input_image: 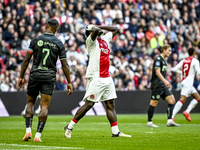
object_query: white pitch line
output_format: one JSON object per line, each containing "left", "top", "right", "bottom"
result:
{"left": 146, "top": 132, "right": 157, "bottom": 133}
{"left": 0, "top": 143, "right": 84, "bottom": 149}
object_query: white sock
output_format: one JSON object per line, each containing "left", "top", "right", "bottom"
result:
{"left": 186, "top": 99, "right": 199, "bottom": 113}
{"left": 26, "top": 127, "right": 31, "bottom": 133}
{"left": 167, "top": 119, "right": 172, "bottom": 122}
{"left": 68, "top": 119, "right": 78, "bottom": 129}
{"left": 35, "top": 132, "right": 41, "bottom": 138}
{"left": 111, "top": 122, "right": 119, "bottom": 134}
{"left": 172, "top": 100, "right": 183, "bottom": 119}
{"left": 111, "top": 125, "right": 119, "bottom": 134}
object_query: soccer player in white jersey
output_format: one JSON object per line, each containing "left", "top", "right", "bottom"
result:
{"left": 172, "top": 48, "right": 200, "bottom": 122}
{"left": 64, "top": 24, "right": 131, "bottom": 138}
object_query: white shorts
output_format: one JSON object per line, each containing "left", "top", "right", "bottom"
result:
{"left": 181, "top": 85, "right": 197, "bottom": 97}
{"left": 83, "top": 76, "right": 117, "bottom": 103}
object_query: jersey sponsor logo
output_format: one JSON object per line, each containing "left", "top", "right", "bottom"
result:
{"left": 101, "top": 48, "right": 109, "bottom": 54}
{"left": 162, "top": 65, "right": 167, "bottom": 71}
{"left": 38, "top": 66, "right": 48, "bottom": 70}
{"left": 37, "top": 40, "right": 43, "bottom": 46}
{"left": 44, "top": 42, "right": 56, "bottom": 48}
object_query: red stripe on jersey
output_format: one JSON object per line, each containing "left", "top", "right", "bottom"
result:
{"left": 97, "top": 38, "right": 111, "bottom": 78}
{"left": 182, "top": 57, "right": 193, "bottom": 81}
{"left": 27, "top": 50, "right": 33, "bottom": 54}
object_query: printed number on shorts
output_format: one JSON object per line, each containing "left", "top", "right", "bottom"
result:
{"left": 42, "top": 48, "right": 50, "bottom": 65}
{"left": 183, "top": 64, "right": 189, "bottom": 77}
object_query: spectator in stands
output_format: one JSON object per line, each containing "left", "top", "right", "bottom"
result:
{"left": 179, "top": 46, "right": 189, "bottom": 60}
{"left": 4, "top": 24, "right": 15, "bottom": 43}
{"left": 0, "top": 40, "right": 9, "bottom": 62}
{"left": 26, "top": 25, "right": 36, "bottom": 39}
{"left": 56, "top": 75, "right": 66, "bottom": 90}
{"left": 1, "top": 0, "right": 200, "bottom": 92}
{"left": 6, "top": 57, "right": 17, "bottom": 71}
{"left": 21, "top": 35, "right": 31, "bottom": 50}
{"left": 10, "top": 32, "right": 21, "bottom": 50}
{"left": 59, "top": 19, "right": 71, "bottom": 33}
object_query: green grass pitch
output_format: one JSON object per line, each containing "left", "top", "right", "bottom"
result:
{"left": 0, "top": 114, "right": 200, "bottom": 150}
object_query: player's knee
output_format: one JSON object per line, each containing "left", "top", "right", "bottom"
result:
{"left": 106, "top": 100, "right": 115, "bottom": 110}
{"left": 26, "top": 107, "right": 33, "bottom": 116}
{"left": 85, "top": 101, "right": 95, "bottom": 110}
{"left": 169, "top": 98, "right": 175, "bottom": 104}
{"left": 150, "top": 100, "right": 158, "bottom": 107}
{"left": 39, "top": 110, "right": 48, "bottom": 120}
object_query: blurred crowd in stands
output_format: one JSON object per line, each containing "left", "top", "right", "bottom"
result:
{"left": 1, "top": 0, "right": 200, "bottom": 92}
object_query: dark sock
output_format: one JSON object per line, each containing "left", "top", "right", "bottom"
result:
{"left": 37, "top": 121, "right": 46, "bottom": 133}
{"left": 167, "top": 104, "right": 174, "bottom": 119}
{"left": 26, "top": 117, "right": 33, "bottom": 128}
{"left": 148, "top": 105, "right": 155, "bottom": 121}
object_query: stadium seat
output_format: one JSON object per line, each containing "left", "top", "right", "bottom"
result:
{"left": 29, "top": 4, "right": 35, "bottom": 10}
{"left": 4, "top": 43, "right": 10, "bottom": 50}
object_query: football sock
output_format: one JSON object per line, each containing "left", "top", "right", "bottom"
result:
{"left": 35, "top": 132, "right": 41, "bottom": 138}
{"left": 37, "top": 121, "right": 46, "bottom": 133}
{"left": 111, "top": 122, "right": 119, "bottom": 135}
{"left": 25, "top": 117, "right": 33, "bottom": 133}
{"left": 167, "top": 104, "right": 174, "bottom": 119}
{"left": 148, "top": 105, "right": 155, "bottom": 122}
{"left": 68, "top": 118, "right": 78, "bottom": 129}
{"left": 172, "top": 100, "right": 184, "bottom": 119}
{"left": 186, "top": 99, "right": 199, "bottom": 114}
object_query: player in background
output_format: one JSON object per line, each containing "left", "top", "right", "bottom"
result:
{"left": 64, "top": 24, "right": 131, "bottom": 138}
{"left": 17, "top": 19, "right": 73, "bottom": 142}
{"left": 147, "top": 44, "right": 180, "bottom": 127}
{"left": 172, "top": 47, "right": 200, "bottom": 122}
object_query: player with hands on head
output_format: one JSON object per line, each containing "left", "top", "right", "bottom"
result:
{"left": 64, "top": 24, "right": 131, "bottom": 138}
{"left": 17, "top": 18, "right": 73, "bottom": 142}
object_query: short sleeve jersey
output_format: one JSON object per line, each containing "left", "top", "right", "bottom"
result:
{"left": 85, "top": 32, "right": 113, "bottom": 78}
{"left": 151, "top": 55, "right": 168, "bottom": 89}
{"left": 27, "top": 33, "right": 66, "bottom": 81}
{"left": 173, "top": 57, "right": 200, "bottom": 87}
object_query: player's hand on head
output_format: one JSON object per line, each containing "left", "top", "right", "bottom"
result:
{"left": 17, "top": 78, "right": 24, "bottom": 91}
{"left": 67, "top": 83, "right": 73, "bottom": 95}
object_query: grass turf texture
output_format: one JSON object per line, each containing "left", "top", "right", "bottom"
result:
{"left": 0, "top": 114, "right": 200, "bottom": 150}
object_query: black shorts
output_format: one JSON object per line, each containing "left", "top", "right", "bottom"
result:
{"left": 27, "top": 78, "right": 55, "bottom": 98}
{"left": 151, "top": 87, "right": 172, "bottom": 100}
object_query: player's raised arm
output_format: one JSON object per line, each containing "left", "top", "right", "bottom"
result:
{"left": 17, "top": 51, "right": 32, "bottom": 91}
{"left": 97, "top": 26, "right": 119, "bottom": 37}
{"left": 61, "top": 59, "right": 73, "bottom": 95}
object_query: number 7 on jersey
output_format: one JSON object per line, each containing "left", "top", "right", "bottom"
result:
{"left": 42, "top": 48, "right": 50, "bottom": 65}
